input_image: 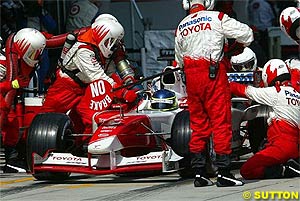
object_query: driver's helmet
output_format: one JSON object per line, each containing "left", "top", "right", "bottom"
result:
{"left": 13, "top": 28, "right": 46, "bottom": 67}
{"left": 182, "top": 0, "right": 215, "bottom": 11}
{"left": 91, "top": 18, "right": 124, "bottom": 58}
{"left": 262, "top": 59, "right": 290, "bottom": 87}
{"left": 279, "top": 7, "right": 300, "bottom": 42}
{"left": 150, "top": 89, "right": 178, "bottom": 111}
{"left": 230, "top": 47, "right": 257, "bottom": 72}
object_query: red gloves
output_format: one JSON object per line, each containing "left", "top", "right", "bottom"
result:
{"left": 122, "top": 88, "right": 137, "bottom": 103}
{"left": 224, "top": 41, "right": 245, "bottom": 59}
{"left": 229, "top": 82, "right": 248, "bottom": 98}
{"left": 113, "top": 83, "right": 137, "bottom": 103}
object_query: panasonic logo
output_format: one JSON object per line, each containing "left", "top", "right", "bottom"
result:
{"left": 179, "top": 16, "right": 212, "bottom": 31}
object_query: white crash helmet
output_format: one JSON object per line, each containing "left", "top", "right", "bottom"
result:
{"left": 13, "top": 28, "right": 46, "bottom": 67}
{"left": 94, "top": 13, "right": 118, "bottom": 23}
{"left": 230, "top": 47, "right": 257, "bottom": 72}
{"left": 91, "top": 18, "right": 124, "bottom": 58}
{"left": 279, "top": 7, "right": 300, "bottom": 42}
{"left": 182, "top": 0, "right": 215, "bottom": 11}
{"left": 262, "top": 59, "right": 290, "bottom": 87}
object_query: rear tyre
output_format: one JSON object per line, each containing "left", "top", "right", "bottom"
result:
{"left": 26, "top": 113, "right": 72, "bottom": 181}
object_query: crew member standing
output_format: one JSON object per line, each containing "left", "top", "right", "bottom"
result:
{"left": 175, "top": 0, "right": 253, "bottom": 187}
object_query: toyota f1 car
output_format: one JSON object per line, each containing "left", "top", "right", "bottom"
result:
{"left": 25, "top": 66, "right": 268, "bottom": 181}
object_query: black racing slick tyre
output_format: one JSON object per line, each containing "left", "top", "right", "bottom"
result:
{"left": 248, "top": 117, "right": 268, "bottom": 153}
{"left": 170, "top": 110, "right": 192, "bottom": 157}
{"left": 26, "top": 113, "right": 73, "bottom": 181}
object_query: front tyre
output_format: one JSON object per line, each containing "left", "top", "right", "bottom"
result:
{"left": 26, "top": 113, "right": 72, "bottom": 181}
{"left": 170, "top": 110, "right": 191, "bottom": 157}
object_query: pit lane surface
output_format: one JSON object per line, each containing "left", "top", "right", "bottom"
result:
{"left": 1, "top": 169, "right": 299, "bottom": 201}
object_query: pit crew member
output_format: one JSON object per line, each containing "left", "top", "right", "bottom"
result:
{"left": 0, "top": 28, "right": 46, "bottom": 173}
{"left": 175, "top": 0, "right": 253, "bottom": 187}
{"left": 40, "top": 15, "right": 137, "bottom": 136}
{"left": 230, "top": 58, "right": 300, "bottom": 179}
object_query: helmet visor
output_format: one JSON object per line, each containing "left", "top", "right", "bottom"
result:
{"left": 232, "top": 58, "right": 255, "bottom": 71}
{"left": 23, "top": 47, "right": 44, "bottom": 67}
{"left": 150, "top": 98, "right": 175, "bottom": 110}
{"left": 28, "top": 48, "right": 43, "bottom": 61}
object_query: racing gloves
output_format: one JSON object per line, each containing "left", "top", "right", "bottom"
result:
{"left": 113, "top": 83, "right": 137, "bottom": 103}
{"left": 224, "top": 41, "right": 245, "bottom": 59}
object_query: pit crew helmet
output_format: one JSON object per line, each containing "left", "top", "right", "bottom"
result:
{"left": 13, "top": 28, "right": 46, "bottom": 67}
{"left": 230, "top": 47, "right": 257, "bottom": 72}
{"left": 182, "top": 0, "right": 215, "bottom": 11}
{"left": 91, "top": 18, "right": 124, "bottom": 58}
{"left": 94, "top": 13, "right": 118, "bottom": 23}
{"left": 262, "top": 59, "right": 290, "bottom": 87}
{"left": 150, "top": 89, "right": 178, "bottom": 111}
{"left": 279, "top": 7, "right": 300, "bottom": 42}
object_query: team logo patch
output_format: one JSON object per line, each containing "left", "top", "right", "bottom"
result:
{"left": 70, "top": 4, "right": 80, "bottom": 16}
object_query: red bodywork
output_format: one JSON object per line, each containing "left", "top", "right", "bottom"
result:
{"left": 30, "top": 101, "right": 170, "bottom": 176}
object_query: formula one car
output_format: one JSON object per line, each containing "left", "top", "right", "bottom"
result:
{"left": 25, "top": 65, "right": 267, "bottom": 181}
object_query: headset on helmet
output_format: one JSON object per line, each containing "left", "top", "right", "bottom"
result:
{"left": 182, "top": 0, "right": 215, "bottom": 11}
{"left": 150, "top": 89, "right": 178, "bottom": 111}
{"left": 262, "top": 59, "right": 290, "bottom": 87}
{"left": 230, "top": 47, "right": 257, "bottom": 72}
{"left": 279, "top": 7, "right": 300, "bottom": 42}
{"left": 13, "top": 28, "right": 46, "bottom": 67}
{"left": 91, "top": 19, "right": 124, "bottom": 58}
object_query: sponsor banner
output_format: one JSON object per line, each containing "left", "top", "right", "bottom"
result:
{"left": 227, "top": 72, "right": 254, "bottom": 83}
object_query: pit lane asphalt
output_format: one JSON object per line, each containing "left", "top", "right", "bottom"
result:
{"left": 1, "top": 167, "right": 299, "bottom": 201}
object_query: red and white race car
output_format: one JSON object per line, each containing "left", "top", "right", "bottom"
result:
{"left": 25, "top": 66, "right": 267, "bottom": 181}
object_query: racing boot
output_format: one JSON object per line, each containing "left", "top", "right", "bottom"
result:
{"left": 283, "top": 159, "right": 300, "bottom": 178}
{"left": 3, "top": 146, "right": 27, "bottom": 173}
{"left": 191, "top": 152, "right": 213, "bottom": 187}
{"left": 264, "top": 159, "right": 300, "bottom": 179}
{"left": 215, "top": 154, "right": 244, "bottom": 187}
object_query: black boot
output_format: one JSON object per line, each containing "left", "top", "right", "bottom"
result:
{"left": 283, "top": 159, "right": 300, "bottom": 178}
{"left": 3, "top": 146, "right": 27, "bottom": 173}
{"left": 191, "top": 152, "right": 214, "bottom": 187}
{"left": 264, "top": 159, "right": 300, "bottom": 179}
{"left": 215, "top": 154, "right": 244, "bottom": 187}
{"left": 217, "top": 168, "right": 244, "bottom": 187}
